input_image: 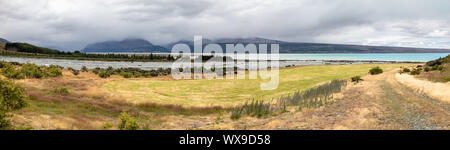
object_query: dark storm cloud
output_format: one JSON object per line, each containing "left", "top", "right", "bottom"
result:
{"left": 0, "top": 0, "right": 449, "bottom": 51}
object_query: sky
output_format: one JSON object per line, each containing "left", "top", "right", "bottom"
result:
{"left": 0, "top": 0, "right": 449, "bottom": 51}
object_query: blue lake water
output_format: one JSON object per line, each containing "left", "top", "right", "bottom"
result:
{"left": 278, "top": 53, "right": 450, "bottom": 62}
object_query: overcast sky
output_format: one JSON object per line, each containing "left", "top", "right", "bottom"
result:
{"left": 0, "top": 0, "right": 449, "bottom": 51}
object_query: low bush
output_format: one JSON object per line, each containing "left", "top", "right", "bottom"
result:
{"left": 118, "top": 112, "right": 139, "bottom": 130}
{"left": 81, "top": 66, "right": 88, "bottom": 72}
{"left": 21, "top": 63, "right": 44, "bottom": 78}
{"left": 424, "top": 67, "right": 430, "bottom": 72}
{"left": 0, "top": 79, "right": 28, "bottom": 128}
{"left": 72, "top": 69, "right": 80, "bottom": 76}
{"left": 44, "top": 65, "right": 63, "bottom": 77}
{"left": 410, "top": 69, "right": 421, "bottom": 75}
{"left": 98, "top": 70, "right": 110, "bottom": 78}
{"left": 402, "top": 68, "right": 411, "bottom": 73}
{"left": 0, "top": 62, "right": 61, "bottom": 79}
{"left": 431, "top": 65, "right": 439, "bottom": 71}
{"left": 1, "top": 63, "right": 24, "bottom": 79}
{"left": 351, "top": 76, "right": 363, "bottom": 83}
{"left": 369, "top": 66, "right": 383, "bottom": 75}
{"left": 103, "top": 122, "right": 113, "bottom": 129}
{"left": 120, "top": 71, "right": 133, "bottom": 78}
{"left": 133, "top": 72, "right": 142, "bottom": 78}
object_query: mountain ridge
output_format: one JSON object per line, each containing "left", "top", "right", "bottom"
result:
{"left": 83, "top": 37, "right": 450, "bottom": 53}
{"left": 82, "top": 38, "right": 169, "bottom": 53}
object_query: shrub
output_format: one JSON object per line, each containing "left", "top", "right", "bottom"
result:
{"left": 72, "top": 69, "right": 80, "bottom": 76}
{"left": 81, "top": 66, "right": 88, "bottom": 72}
{"left": 98, "top": 70, "right": 110, "bottom": 78}
{"left": 150, "top": 71, "right": 158, "bottom": 77}
{"left": 369, "top": 66, "right": 383, "bottom": 75}
{"left": 424, "top": 67, "right": 430, "bottom": 72}
{"left": 431, "top": 65, "right": 439, "bottom": 71}
{"left": 133, "top": 72, "right": 142, "bottom": 78}
{"left": 0, "top": 79, "right": 27, "bottom": 128}
{"left": 402, "top": 68, "right": 411, "bottom": 73}
{"left": 143, "top": 72, "right": 151, "bottom": 77}
{"left": 43, "top": 65, "right": 63, "bottom": 77}
{"left": 21, "top": 63, "right": 44, "bottom": 78}
{"left": 53, "top": 87, "right": 69, "bottom": 96}
{"left": 120, "top": 71, "right": 133, "bottom": 78}
{"left": 92, "top": 68, "right": 100, "bottom": 74}
{"left": 1, "top": 63, "right": 21, "bottom": 79}
{"left": 351, "top": 76, "right": 363, "bottom": 83}
{"left": 103, "top": 122, "right": 113, "bottom": 129}
{"left": 410, "top": 69, "right": 421, "bottom": 75}
{"left": 1, "top": 63, "right": 62, "bottom": 79}
{"left": 118, "top": 112, "right": 139, "bottom": 130}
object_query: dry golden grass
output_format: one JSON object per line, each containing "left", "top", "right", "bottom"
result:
{"left": 395, "top": 73, "right": 450, "bottom": 103}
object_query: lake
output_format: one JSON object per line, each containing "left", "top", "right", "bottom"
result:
{"left": 1, "top": 53, "right": 448, "bottom": 70}
{"left": 278, "top": 53, "right": 450, "bottom": 62}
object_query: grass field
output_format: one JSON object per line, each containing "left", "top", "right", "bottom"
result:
{"left": 7, "top": 63, "right": 421, "bottom": 129}
{"left": 102, "top": 64, "right": 409, "bottom": 107}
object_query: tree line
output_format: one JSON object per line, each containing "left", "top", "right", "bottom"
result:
{"left": 3, "top": 43, "right": 176, "bottom": 62}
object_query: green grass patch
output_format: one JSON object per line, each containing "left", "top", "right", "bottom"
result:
{"left": 102, "top": 64, "right": 409, "bottom": 107}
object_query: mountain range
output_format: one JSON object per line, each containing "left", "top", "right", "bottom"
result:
{"left": 82, "top": 38, "right": 169, "bottom": 53}
{"left": 82, "top": 37, "right": 450, "bottom": 53}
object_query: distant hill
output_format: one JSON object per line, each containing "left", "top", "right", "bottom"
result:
{"left": 0, "top": 38, "right": 10, "bottom": 44}
{"left": 5, "top": 42, "right": 60, "bottom": 54}
{"left": 80, "top": 37, "right": 450, "bottom": 53}
{"left": 167, "top": 37, "right": 450, "bottom": 53}
{"left": 82, "top": 39, "right": 169, "bottom": 53}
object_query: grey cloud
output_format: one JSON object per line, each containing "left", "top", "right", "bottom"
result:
{"left": 0, "top": 0, "right": 449, "bottom": 51}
